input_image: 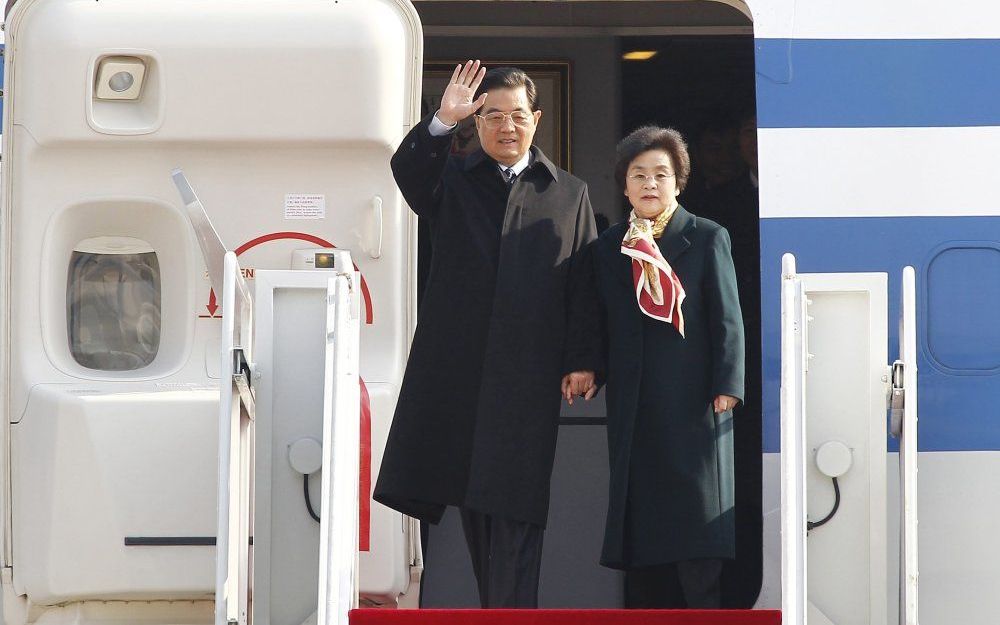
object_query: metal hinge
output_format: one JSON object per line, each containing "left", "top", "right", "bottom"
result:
{"left": 232, "top": 347, "right": 251, "bottom": 381}
{"left": 232, "top": 347, "right": 256, "bottom": 417}
{"left": 889, "top": 360, "right": 905, "bottom": 436}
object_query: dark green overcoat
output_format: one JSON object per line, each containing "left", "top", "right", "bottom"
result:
{"left": 592, "top": 206, "right": 745, "bottom": 569}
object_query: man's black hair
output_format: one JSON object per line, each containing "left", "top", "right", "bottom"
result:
{"left": 474, "top": 67, "right": 539, "bottom": 111}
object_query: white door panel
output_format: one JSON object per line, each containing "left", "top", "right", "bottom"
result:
{"left": 780, "top": 254, "right": 891, "bottom": 625}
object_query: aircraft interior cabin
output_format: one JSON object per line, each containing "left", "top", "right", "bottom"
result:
{"left": 412, "top": 0, "right": 762, "bottom": 608}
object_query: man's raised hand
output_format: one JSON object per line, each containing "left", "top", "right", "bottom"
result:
{"left": 437, "top": 60, "right": 488, "bottom": 126}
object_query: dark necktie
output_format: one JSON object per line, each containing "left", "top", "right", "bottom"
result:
{"left": 503, "top": 167, "right": 517, "bottom": 186}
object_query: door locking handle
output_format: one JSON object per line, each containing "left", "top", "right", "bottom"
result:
{"left": 369, "top": 196, "right": 383, "bottom": 259}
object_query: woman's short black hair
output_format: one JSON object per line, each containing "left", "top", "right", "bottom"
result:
{"left": 474, "top": 67, "right": 539, "bottom": 111}
{"left": 615, "top": 126, "right": 692, "bottom": 193}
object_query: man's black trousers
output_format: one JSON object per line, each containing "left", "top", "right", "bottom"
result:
{"left": 459, "top": 508, "right": 545, "bottom": 608}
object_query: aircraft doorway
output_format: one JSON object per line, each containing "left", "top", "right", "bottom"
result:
{"left": 621, "top": 34, "right": 761, "bottom": 609}
{"left": 410, "top": 0, "right": 760, "bottom": 609}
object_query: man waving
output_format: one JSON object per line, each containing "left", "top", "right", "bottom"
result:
{"left": 374, "top": 61, "right": 601, "bottom": 608}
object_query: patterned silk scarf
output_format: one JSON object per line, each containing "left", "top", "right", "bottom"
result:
{"left": 620, "top": 207, "right": 686, "bottom": 336}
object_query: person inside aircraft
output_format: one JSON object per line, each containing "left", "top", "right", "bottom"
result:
{"left": 696, "top": 109, "right": 762, "bottom": 605}
{"left": 706, "top": 112, "right": 758, "bottom": 217}
{"left": 374, "top": 60, "right": 602, "bottom": 608}
{"left": 678, "top": 116, "right": 742, "bottom": 214}
{"left": 591, "top": 126, "right": 745, "bottom": 609}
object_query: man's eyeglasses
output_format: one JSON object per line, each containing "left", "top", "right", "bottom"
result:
{"left": 628, "top": 173, "right": 675, "bottom": 184}
{"left": 476, "top": 111, "right": 535, "bottom": 129}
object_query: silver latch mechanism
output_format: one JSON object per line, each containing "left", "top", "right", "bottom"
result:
{"left": 232, "top": 347, "right": 256, "bottom": 419}
{"left": 889, "top": 359, "right": 905, "bottom": 437}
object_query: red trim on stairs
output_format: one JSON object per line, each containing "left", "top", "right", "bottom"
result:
{"left": 350, "top": 609, "right": 782, "bottom": 624}
{"left": 359, "top": 378, "right": 372, "bottom": 551}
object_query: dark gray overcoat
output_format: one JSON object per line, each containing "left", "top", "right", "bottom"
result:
{"left": 373, "top": 115, "right": 602, "bottom": 528}
{"left": 592, "top": 207, "right": 745, "bottom": 569}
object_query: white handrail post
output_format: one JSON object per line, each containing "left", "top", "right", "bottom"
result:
{"left": 781, "top": 253, "right": 808, "bottom": 625}
{"left": 317, "top": 254, "right": 362, "bottom": 625}
{"left": 215, "top": 253, "right": 238, "bottom": 625}
{"left": 899, "top": 266, "right": 919, "bottom": 625}
{"left": 175, "top": 171, "right": 252, "bottom": 625}
{"left": 215, "top": 251, "right": 254, "bottom": 625}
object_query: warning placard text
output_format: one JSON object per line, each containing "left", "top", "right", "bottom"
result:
{"left": 284, "top": 194, "right": 326, "bottom": 220}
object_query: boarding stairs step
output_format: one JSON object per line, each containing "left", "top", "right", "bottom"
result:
{"left": 350, "top": 609, "right": 782, "bottom": 625}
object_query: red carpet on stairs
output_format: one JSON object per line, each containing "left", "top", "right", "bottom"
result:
{"left": 350, "top": 609, "right": 781, "bottom": 625}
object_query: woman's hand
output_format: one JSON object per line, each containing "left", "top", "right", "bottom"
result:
{"left": 562, "top": 371, "right": 597, "bottom": 405}
{"left": 713, "top": 394, "right": 739, "bottom": 413}
{"left": 437, "top": 60, "right": 488, "bottom": 126}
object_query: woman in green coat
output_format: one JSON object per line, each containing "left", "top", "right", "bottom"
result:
{"left": 592, "top": 126, "right": 745, "bottom": 608}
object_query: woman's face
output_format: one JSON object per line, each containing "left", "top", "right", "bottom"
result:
{"left": 624, "top": 149, "right": 680, "bottom": 219}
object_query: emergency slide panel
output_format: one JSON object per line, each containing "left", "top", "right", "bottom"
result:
{"left": 896, "top": 266, "right": 919, "bottom": 625}
{"left": 215, "top": 252, "right": 255, "bottom": 625}
{"left": 317, "top": 260, "right": 363, "bottom": 625}
{"left": 780, "top": 254, "right": 808, "bottom": 625}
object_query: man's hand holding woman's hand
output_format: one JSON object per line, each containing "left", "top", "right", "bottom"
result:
{"left": 562, "top": 371, "right": 597, "bottom": 405}
{"left": 437, "top": 60, "right": 488, "bottom": 126}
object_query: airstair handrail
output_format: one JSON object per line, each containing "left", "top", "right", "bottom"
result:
{"left": 780, "top": 254, "right": 808, "bottom": 625}
{"left": 174, "top": 171, "right": 257, "bottom": 625}
{"left": 215, "top": 251, "right": 255, "bottom": 625}
{"left": 317, "top": 253, "right": 363, "bottom": 625}
{"left": 898, "top": 266, "right": 919, "bottom": 625}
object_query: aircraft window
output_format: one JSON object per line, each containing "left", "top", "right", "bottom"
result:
{"left": 67, "top": 237, "right": 161, "bottom": 371}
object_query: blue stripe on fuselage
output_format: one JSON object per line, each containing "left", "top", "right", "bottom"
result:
{"left": 761, "top": 215, "right": 1000, "bottom": 452}
{"left": 756, "top": 39, "right": 1000, "bottom": 128}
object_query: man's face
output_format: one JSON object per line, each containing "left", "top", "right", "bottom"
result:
{"left": 475, "top": 86, "right": 542, "bottom": 167}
